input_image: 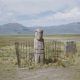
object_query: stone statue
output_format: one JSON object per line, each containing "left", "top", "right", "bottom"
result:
{"left": 34, "top": 29, "right": 45, "bottom": 64}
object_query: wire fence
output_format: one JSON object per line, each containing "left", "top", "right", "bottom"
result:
{"left": 0, "top": 39, "right": 80, "bottom": 67}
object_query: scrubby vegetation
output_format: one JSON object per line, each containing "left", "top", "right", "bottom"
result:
{"left": 0, "top": 35, "right": 80, "bottom": 80}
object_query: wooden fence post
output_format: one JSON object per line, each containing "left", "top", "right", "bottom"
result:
{"left": 34, "top": 29, "right": 45, "bottom": 64}
{"left": 15, "top": 42, "right": 21, "bottom": 67}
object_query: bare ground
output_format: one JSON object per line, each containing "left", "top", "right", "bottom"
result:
{"left": 16, "top": 66, "right": 80, "bottom": 80}
{"left": 0, "top": 64, "right": 80, "bottom": 80}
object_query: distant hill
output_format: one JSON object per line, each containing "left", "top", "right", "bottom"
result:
{"left": 0, "top": 23, "right": 32, "bottom": 35}
{"left": 0, "top": 22, "right": 80, "bottom": 35}
{"left": 43, "top": 22, "right": 80, "bottom": 34}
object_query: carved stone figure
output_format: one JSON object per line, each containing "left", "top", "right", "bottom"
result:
{"left": 34, "top": 29, "right": 45, "bottom": 64}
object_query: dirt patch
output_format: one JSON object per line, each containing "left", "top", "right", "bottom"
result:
{"left": 16, "top": 66, "right": 80, "bottom": 80}
{"left": 0, "top": 63, "right": 80, "bottom": 80}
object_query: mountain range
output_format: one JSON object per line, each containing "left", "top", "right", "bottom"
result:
{"left": 0, "top": 22, "right": 80, "bottom": 35}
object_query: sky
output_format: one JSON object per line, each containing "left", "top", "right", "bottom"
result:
{"left": 0, "top": 0, "right": 80, "bottom": 27}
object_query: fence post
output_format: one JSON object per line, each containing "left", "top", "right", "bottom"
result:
{"left": 15, "top": 42, "right": 21, "bottom": 67}
{"left": 34, "top": 29, "right": 45, "bottom": 64}
{"left": 65, "top": 41, "right": 77, "bottom": 57}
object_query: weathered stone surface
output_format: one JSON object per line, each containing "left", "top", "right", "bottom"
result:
{"left": 34, "top": 29, "right": 45, "bottom": 64}
{"left": 65, "top": 41, "right": 77, "bottom": 56}
{"left": 34, "top": 39, "right": 44, "bottom": 50}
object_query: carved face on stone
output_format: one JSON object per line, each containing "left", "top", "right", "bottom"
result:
{"left": 35, "top": 29, "right": 43, "bottom": 40}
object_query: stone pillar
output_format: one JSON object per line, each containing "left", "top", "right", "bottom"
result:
{"left": 65, "top": 41, "right": 77, "bottom": 57}
{"left": 34, "top": 29, "right": 45, "bottom": 64}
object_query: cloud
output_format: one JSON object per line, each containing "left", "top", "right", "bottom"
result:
{"left": 0, "top": 0, "right": 80, "bottom": 26}
{"left": 54, "top": 7, "right": 80, "bottom": 20}
{"left": 0, "top": 0, "right": 78, "bottom": 14}
{"left": 19, "top": 7, "right": 80, "bottom": 26}
{"left": 49, "top": 7, "right": 80, "bottom": 24}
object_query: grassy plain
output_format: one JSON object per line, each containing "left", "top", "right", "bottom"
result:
{"left": 0, "top": 34, "right": 80, "bottom": 80}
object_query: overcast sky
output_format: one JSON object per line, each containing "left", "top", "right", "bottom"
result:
{"left": 0, "top": 0, "right": 80, "bottom": 27}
